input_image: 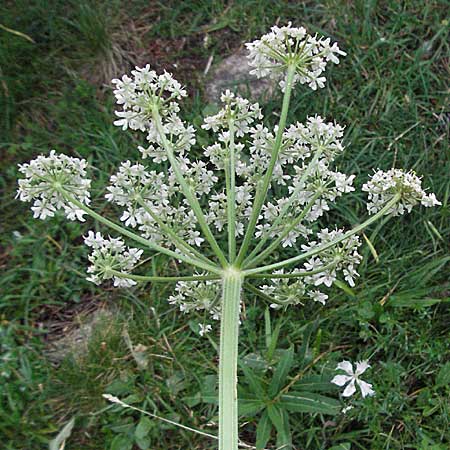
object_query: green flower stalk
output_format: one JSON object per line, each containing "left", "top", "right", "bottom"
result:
{"left": 17, "top": 23, "right": 440, "bottom": 450}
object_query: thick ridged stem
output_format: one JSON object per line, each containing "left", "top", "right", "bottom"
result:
{"left": 219, "top": 268, "right": 243, "bottom": 450}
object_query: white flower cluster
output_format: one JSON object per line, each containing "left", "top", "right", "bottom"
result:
{"left": 362, "top": 169, "right": 441, "bottom": 216}
{"left": 261, "top": 273, "right": 328, "bottom": 310}
{"left": 84, "top": 231, "right": 142, "bottom": 287}
{"left": 113, "top": 64, "right": 195, "bottom": 162}
{"left": 16, "top": 150, "right": 91, "bottom": 221}
{"left": 202, "top": 90, "right": 263, "bottom": 139}
{"left": 206, "top": 185, "right": 253, "bottom": 237}
{"left": 245, "top": 23, "right": 346, "bottom": 90}
{"left": 259, "top": 230, "right": 360, "bottom": 310}
{"left": 168, "top": 279, "right": 221, "bottom": 320}
{"left": 105, "top": 161, "right": 210, "bottom": 250}
{"left": 302, "top": 229, "right": 362, "bottom": 287}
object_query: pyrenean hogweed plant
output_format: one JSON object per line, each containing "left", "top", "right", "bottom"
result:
{"left": 17, "top": 24, "right": 440, "bottom": 449}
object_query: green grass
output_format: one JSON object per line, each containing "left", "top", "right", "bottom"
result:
{"left": 1, "top": 0, "right": 449, "bottom": 449}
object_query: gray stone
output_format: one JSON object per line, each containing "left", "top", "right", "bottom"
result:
{"left": 45, "top": 308, "right": 113, "bottom": 363}
{"left": 204, "top": 49, "right": 276, "bottom": 103}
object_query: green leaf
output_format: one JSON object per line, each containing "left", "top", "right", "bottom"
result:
{"left": 269, "top": 346, "right": 294, "bottom": 397}
{"left": 135, "top": 417, "right": 152, "bottom": 440}
{"left": 242, "top": 352, "right": 269, "bottom": 371}
{"left": 436, "top": 361, "right": 450, "bottom": 387}
{"left": 110, "top": 434, "right": 134, "bottom": 450}
{"left": 387, "top": 293, "right": 450, "bottom": 308}
{"left": 49, "top": 417, "right": 75, "bottom": 450}
{"left": 238, "top": 399, "right": 266, "bottom": 416}
{"left": 280, "top": 392, "right": 340, "bottom": 415}
{"left": 328, "top": 443, "right": 351, "bottom": 450}
{"left": 334, "top": 279, "right": 356, "bottom": 297}
{"left": 298, "top": 320, "right": 319, "bottom": 369}
{"left": 294, "top": 374, "right": 338, "bottom": 393}
{"left": 268, "top": 404, "right": 292, "bottom": 449}
{"left": 239, "top": 360, "right": 266, "bottom": 397}
{"left": 256, "top": 410, "right": 272, "bottom": 450}
{"left": 266, "top": 319, "right": 282, "bottom": 362}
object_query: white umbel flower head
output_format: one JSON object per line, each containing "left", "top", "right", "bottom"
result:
{"left": 302, "top": 229, "right": 362, "bottom": 287}
{"left": 362, "top": 169, "right": 441, "bottom": 216}
{"left": 17, "top": 150, "right": 91, "bottom": 221}
{"left": 202, "top": 90, "right": 263, "bottom": 138}
{"left": 168, "top": 279, "right": 222, "bottom": 321}
{"left": 246, "top": 23, "right": 346, "bottom": 91}
{"left": 331, "top": 360, "right": 375, "bottom": 398}
{"left": 84, "top": 231, "right": 143, "bottom": 287}
{"left": 113, "top": 65, "right": 187, "bottom": 132}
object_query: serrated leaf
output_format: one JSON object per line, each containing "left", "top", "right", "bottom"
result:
{"left": 280, "top": 392, "right": 340, "bottom": 415}
{"left": 269, "top": 346, "right": 294, "bottom": 397}
{"left": 256, "top": 410, "right": 272, "bottom": 450}
{"left": 49, "top": 417, "right": 75, "bottom": 450}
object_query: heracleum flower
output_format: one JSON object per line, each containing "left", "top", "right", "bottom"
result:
{"left": 362, "top": 169, "right": 441, "bottom": 216}
{"left": 246, "top": 23, "right": 346, "bottom": 90}
{"left": 331, "top": 360, "right": 375, "bottom": 398}
{"left": 113, "top": 65, "right": 195, "bottom": 162}
{"left": 16, "top": 150, "right": 91, "bottom": 221}
{"left": 84, "top": 231, "right": 143, "bottom": 287}
{"left": 202, "top": 90, "right": 263, "bottom": 137}
{"left": 261, "top": 271, "right": 328, "bottom": 309}
{"left": 168, "top": 279, "right": 221, "bottom": 320}
{"left": 303, "top": 230, "right": 362, "bottom": 287}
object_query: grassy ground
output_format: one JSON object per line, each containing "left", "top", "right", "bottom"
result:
{"left": 1, "top": 1, "right": 449, "bottom": 449}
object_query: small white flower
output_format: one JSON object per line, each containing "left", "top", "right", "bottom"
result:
{"left": 199, "top": 324, "right": 212, "bottom": 336}
{"left": 331, "top": 360, "right": 375, "bottom": 398}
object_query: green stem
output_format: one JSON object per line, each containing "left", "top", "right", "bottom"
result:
{"left": 236, "top": 64, "right": 297, "bottom": 266}
{"left": 109, "top": 270, "right": 220, "bottom": 283}
{"left": 243, "top": 149, "right": 323, "bottom": 266}
{"left": 244, "top": 191, "right": 323, "bottom": 269}
{"left": 152, "top": 108, "right": 228, "bottom": 268}
{"left": 219, "top": 268, "right": 243, "bottom": 450}
{"left": 245, "top": 195, "right": 401, "bottom": 276}
{"left": 245, "top": 263, "right": 336, "bottom": 279}
{"left": 137, "top": 199, "right": 214, "bottom": 266}
{"left": 62, "top": 191, "right": 222, "bottom": 275}
{"left": 226, "top": 121, "right": 237, "bottom": 262}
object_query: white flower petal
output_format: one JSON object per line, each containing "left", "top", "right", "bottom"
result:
{"left": 331, "top": 374, "right": 352, "bottom": 386}
{"left": 357, "top": 379, "right": 375, "bottom": 398}
{"left": 342, "top": 379, "right": 356, "bottom": 397}
{"left": 336, "top": 360, "right": 354, "bottom": 375}
{"left": 355, "top": 360, "right": 370, "bottom": 375}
